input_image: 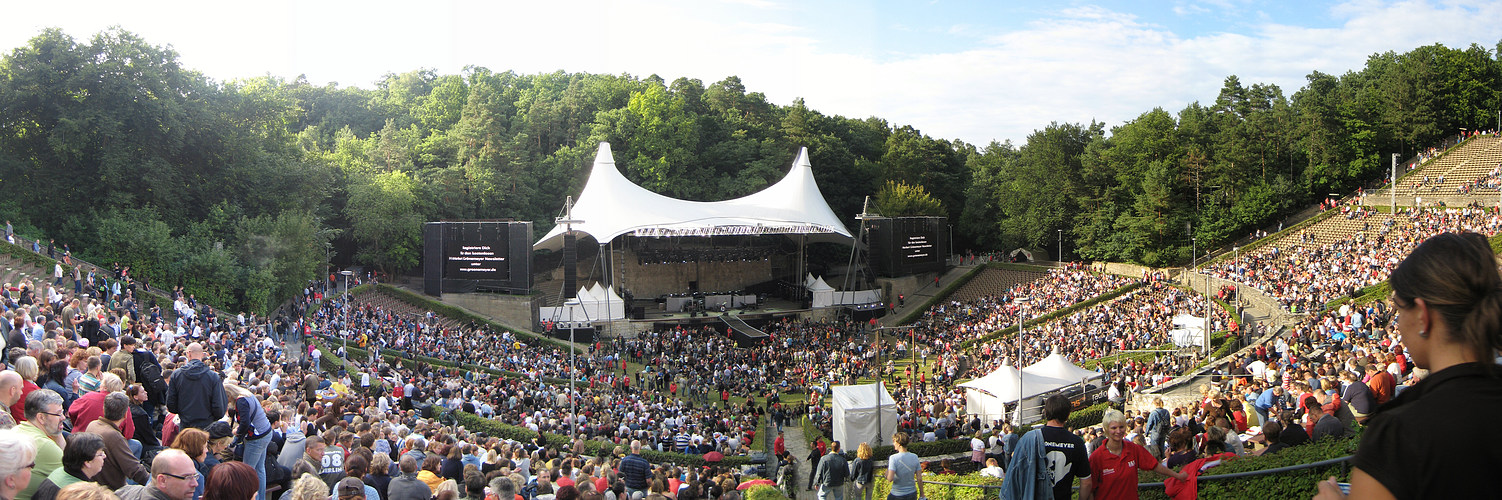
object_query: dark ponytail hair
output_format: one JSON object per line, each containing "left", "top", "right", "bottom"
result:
{"left": 1389, "top": 232, "right": 1502, "bottom": 372}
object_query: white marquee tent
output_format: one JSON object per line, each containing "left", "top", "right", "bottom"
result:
{"left": 534, "top": 143, "right": 853, "bottom": 250}
{"left": 540, "top": 282, "right": 627, "bottom": 322}
{"left": 961, "top": 354, "right": 1104, "bottom": 423}
{"left": 830, "top": 382, "right": 899, "bottom": 448}
{"left": 1022, "top": 351, "right": 1105, "bottom": 386}
{"left": 804, "top": 274, "right": 883, "bottom": 309}
{"left": 1170, "top": 313, "right": 1208, "bottom": 348}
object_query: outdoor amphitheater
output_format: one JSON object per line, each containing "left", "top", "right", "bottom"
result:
{"left": 2, "top": 128, "right": 1499, "bottom": 500}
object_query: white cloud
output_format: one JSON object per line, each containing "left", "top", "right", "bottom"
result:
{"left": 1, "top": 0, "right": 1499, "bottom": 147}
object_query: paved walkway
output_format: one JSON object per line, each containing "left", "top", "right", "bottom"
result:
{"left": 1136, "top": 271, "right": 1294, "bottom": 411}
{"left": 777, "top": 419, "right": 815, "bottom": 500}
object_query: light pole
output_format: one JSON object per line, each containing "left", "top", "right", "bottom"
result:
{"left": 340, "top": 270, "right": 352, "bottom": 363}
{"left": 565, "top": 297, "right": 580, "bottom": 434}
{"left": 1013, "top": 295, "right": 1033, "bottom": 425}
{"left": 1391, "top": 153, "right": 1399, "bottom": 213}
{"left": 871, "top": 325, "right": 914, "bottom": 444}
{"left": 1058, "top": 229, "right": 1063, "bottom": 263}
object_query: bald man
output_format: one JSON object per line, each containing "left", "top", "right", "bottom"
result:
{"left": 0, "top": 371, "right": 19, "bottom": 429}
{"left": 116, "top": 449, "right": 199, "bottom": 500}
{"left": 165, "top": 342, "right": 225, "bottom": 430}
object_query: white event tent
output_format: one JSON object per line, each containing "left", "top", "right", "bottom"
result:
{"left": 804, "top": 274, "right": 883, "bottom": 309}
{"left": 540, "top": 282, "right": 627, "bottom": 322}
{"left": 960, "top": 353, "right": 1104, "bottom": 423}
{"left": 830, "top": 382, "right": 899, "bottom": 448}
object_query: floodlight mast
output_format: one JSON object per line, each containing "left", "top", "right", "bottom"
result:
{"left": 555, "top": 196, "right": 585, "bottom": 433}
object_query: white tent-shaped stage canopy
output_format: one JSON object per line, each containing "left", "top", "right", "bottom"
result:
{"left": 534, "top": 143, "right": 854, "bottom": 251}
{"left": 830, "top": 382, "right": 899, "bottom": 448}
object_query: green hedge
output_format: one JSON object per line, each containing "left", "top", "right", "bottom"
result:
{"left": 742, "top": 485, "right": 788, "bottom": 500}
{"left": 893, "top": 265, "right": 987, "bottom": 325}
{"left": 959, "top": 281, "right": 1145, "bottom": 349}
{"left": 1140, "top": 432, "right": 1360, "bottom": 499}
{"left": 889, "top": 432, "right": 1358, "bottom": 500}
{"left": 869, "top": 473, "right": 1003, "bottom": 500}
{"left": 312, "top": 333, "right": 576, "bottom": 386}
{"left": 801, "top": 414, "right": 970, "bottom": 460}
{"left": 455, "top": 411, "right": 755, "bottom": 467}
{"left": 1081, "top": 343, "right": 1174, "bottom": 370}
{"left": 1203, "top": 207, "right": 1339, "bottom": 267}
{"left": 361, "top": 284, "right": 573, "bottom": 351}
{"left": 1064, "top": 401, "right": 1111, "bottom": 430}
{"left": 0, "top": 239, "right": 73, "bottom": 276}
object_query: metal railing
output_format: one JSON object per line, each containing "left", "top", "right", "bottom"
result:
{"left": 907, "top": 454, "right": 1353, "bottom": 495}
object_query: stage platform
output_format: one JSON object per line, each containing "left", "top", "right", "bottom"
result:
{"left": 627, "top": 297, "right": 810, "bottom": 327}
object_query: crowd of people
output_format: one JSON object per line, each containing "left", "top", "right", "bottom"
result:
{"left": 1205, "top": 205, "right": 1502, "bottom": 313}
{"left": 5, "top": 160, "right": 1502, "bottom": 500}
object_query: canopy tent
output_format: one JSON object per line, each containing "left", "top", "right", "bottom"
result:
{"left": 1170, "top": 313, "right": 1208, "bottom": 348}
{"left": 960, "top": 362, "right": 1091, "bottom": 424}
{"left": 534, "top": 143, "right": 853, "bottom": 251}
{"left": 540, "top": 281, "right": 627, "bottom": 322}
{"left": 1022, "top": 351, "right": 1105, "bottom": 385}
{"left": 830, "top": 382, "right": 899, "bottom": 448}
{"left": 806, "top": 274, "right": 882, "bottom": 309}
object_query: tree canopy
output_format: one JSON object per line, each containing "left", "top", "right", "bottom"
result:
{"left": 2, "top": 27, "right": 1500, "bottom": 311}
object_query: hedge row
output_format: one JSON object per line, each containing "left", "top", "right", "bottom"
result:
{"left": 1202, "top": 207, "right": 1338, "bottom": 267}
{"left": 367, "top": 284, "right": 575, "bottom": 350}
{"left": 0, "top": 240, "right": 72, "bottom": 276}
{"left": 1064, "top": 401, "right": 1111, "bottom": 429}
{"left": 893, "top": 432, "right": 1359, "bottom": 500}
{"left": 958, "top": 281, "right": 1146, "bottom": 349}
{"left": 892, "top": 265, "right": 987, "bottom": 325}
{"left": 311, "top": 332, "right": 575, "bottom": 386}
{"left": 1141, "top": 432, "right": 1360, "bottom": 499}
{"left": 1322, "top": 231, "right": 1502, "bottom": 313}
{"left": 455, "top": 411, "right": 756, "bottom": 468}
{"left": 1081, "top": 343, "right": 1174, "bottom": 370}
{"left": 868, "top": 472, "right": 1003, "bottom": 500}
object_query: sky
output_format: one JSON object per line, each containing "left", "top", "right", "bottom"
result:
{"left": 3, "top": 0, "right": 1501, "bottom": 147}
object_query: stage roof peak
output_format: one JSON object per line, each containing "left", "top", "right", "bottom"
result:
{"left": 534, "top": 142, "right": 854, "bottom": 250}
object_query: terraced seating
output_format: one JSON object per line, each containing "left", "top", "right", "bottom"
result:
{"left": 0, "top": 254, "right": 50, "bottom": 289}
{"left": 1371, "top": 135, "right": 1502, "bottom": 205}
{"left": 946, "top": 268, "right": 1048, "bottom": 303}
{"left": 1263, "top": 210, "right": 1412, "bottom": 249}
{"left": 349, "top": 290, "right": 465, "bottom": 330}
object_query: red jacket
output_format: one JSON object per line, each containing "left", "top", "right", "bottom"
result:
{"left": 69, "top": 390, "right": 135, "bottom": 441}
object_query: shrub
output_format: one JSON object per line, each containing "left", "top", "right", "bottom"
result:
{"left": 869, "top": 472, "right": 1003, "bottom": 500}
{"left": 1138, "top": 432, "right": 1360, "bottom": 499}
{"left": 742, "top": 485, "right": 788, "bottom": 500}
{"left": 1065, "top": 401, "right": 1111, "bottom": 429}
{"left": 312, "top": 332, "right": 573, "bottom": 385}
{"left": 366, "top": 284, "right": 573, "bottom": 350}
{"left": 893, "top": 265, "right": 986, "bottom": 325}
{"left": 455, "top": 411, "right": 754, "bottom": 468}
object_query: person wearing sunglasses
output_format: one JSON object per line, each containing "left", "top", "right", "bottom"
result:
{"left": 116, "top": 449, "right": 200, "bottom": 500}
{"left": 1, "top": 428, "right": 39, "bottom": 500}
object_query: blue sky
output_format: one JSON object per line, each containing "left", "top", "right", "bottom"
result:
{"left": 3, "top": 0, "right": 1500, "bottom": 146}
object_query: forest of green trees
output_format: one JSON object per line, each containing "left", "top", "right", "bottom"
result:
{"left": 1, "top": 28, "right": 1499, "bottom": 314}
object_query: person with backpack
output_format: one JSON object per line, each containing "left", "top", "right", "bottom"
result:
{"left": 1144, "top": 397, "right": 1171, "bottom": 458}
{"left": 165, "top": 343, "right": 225, "bottom": 430}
